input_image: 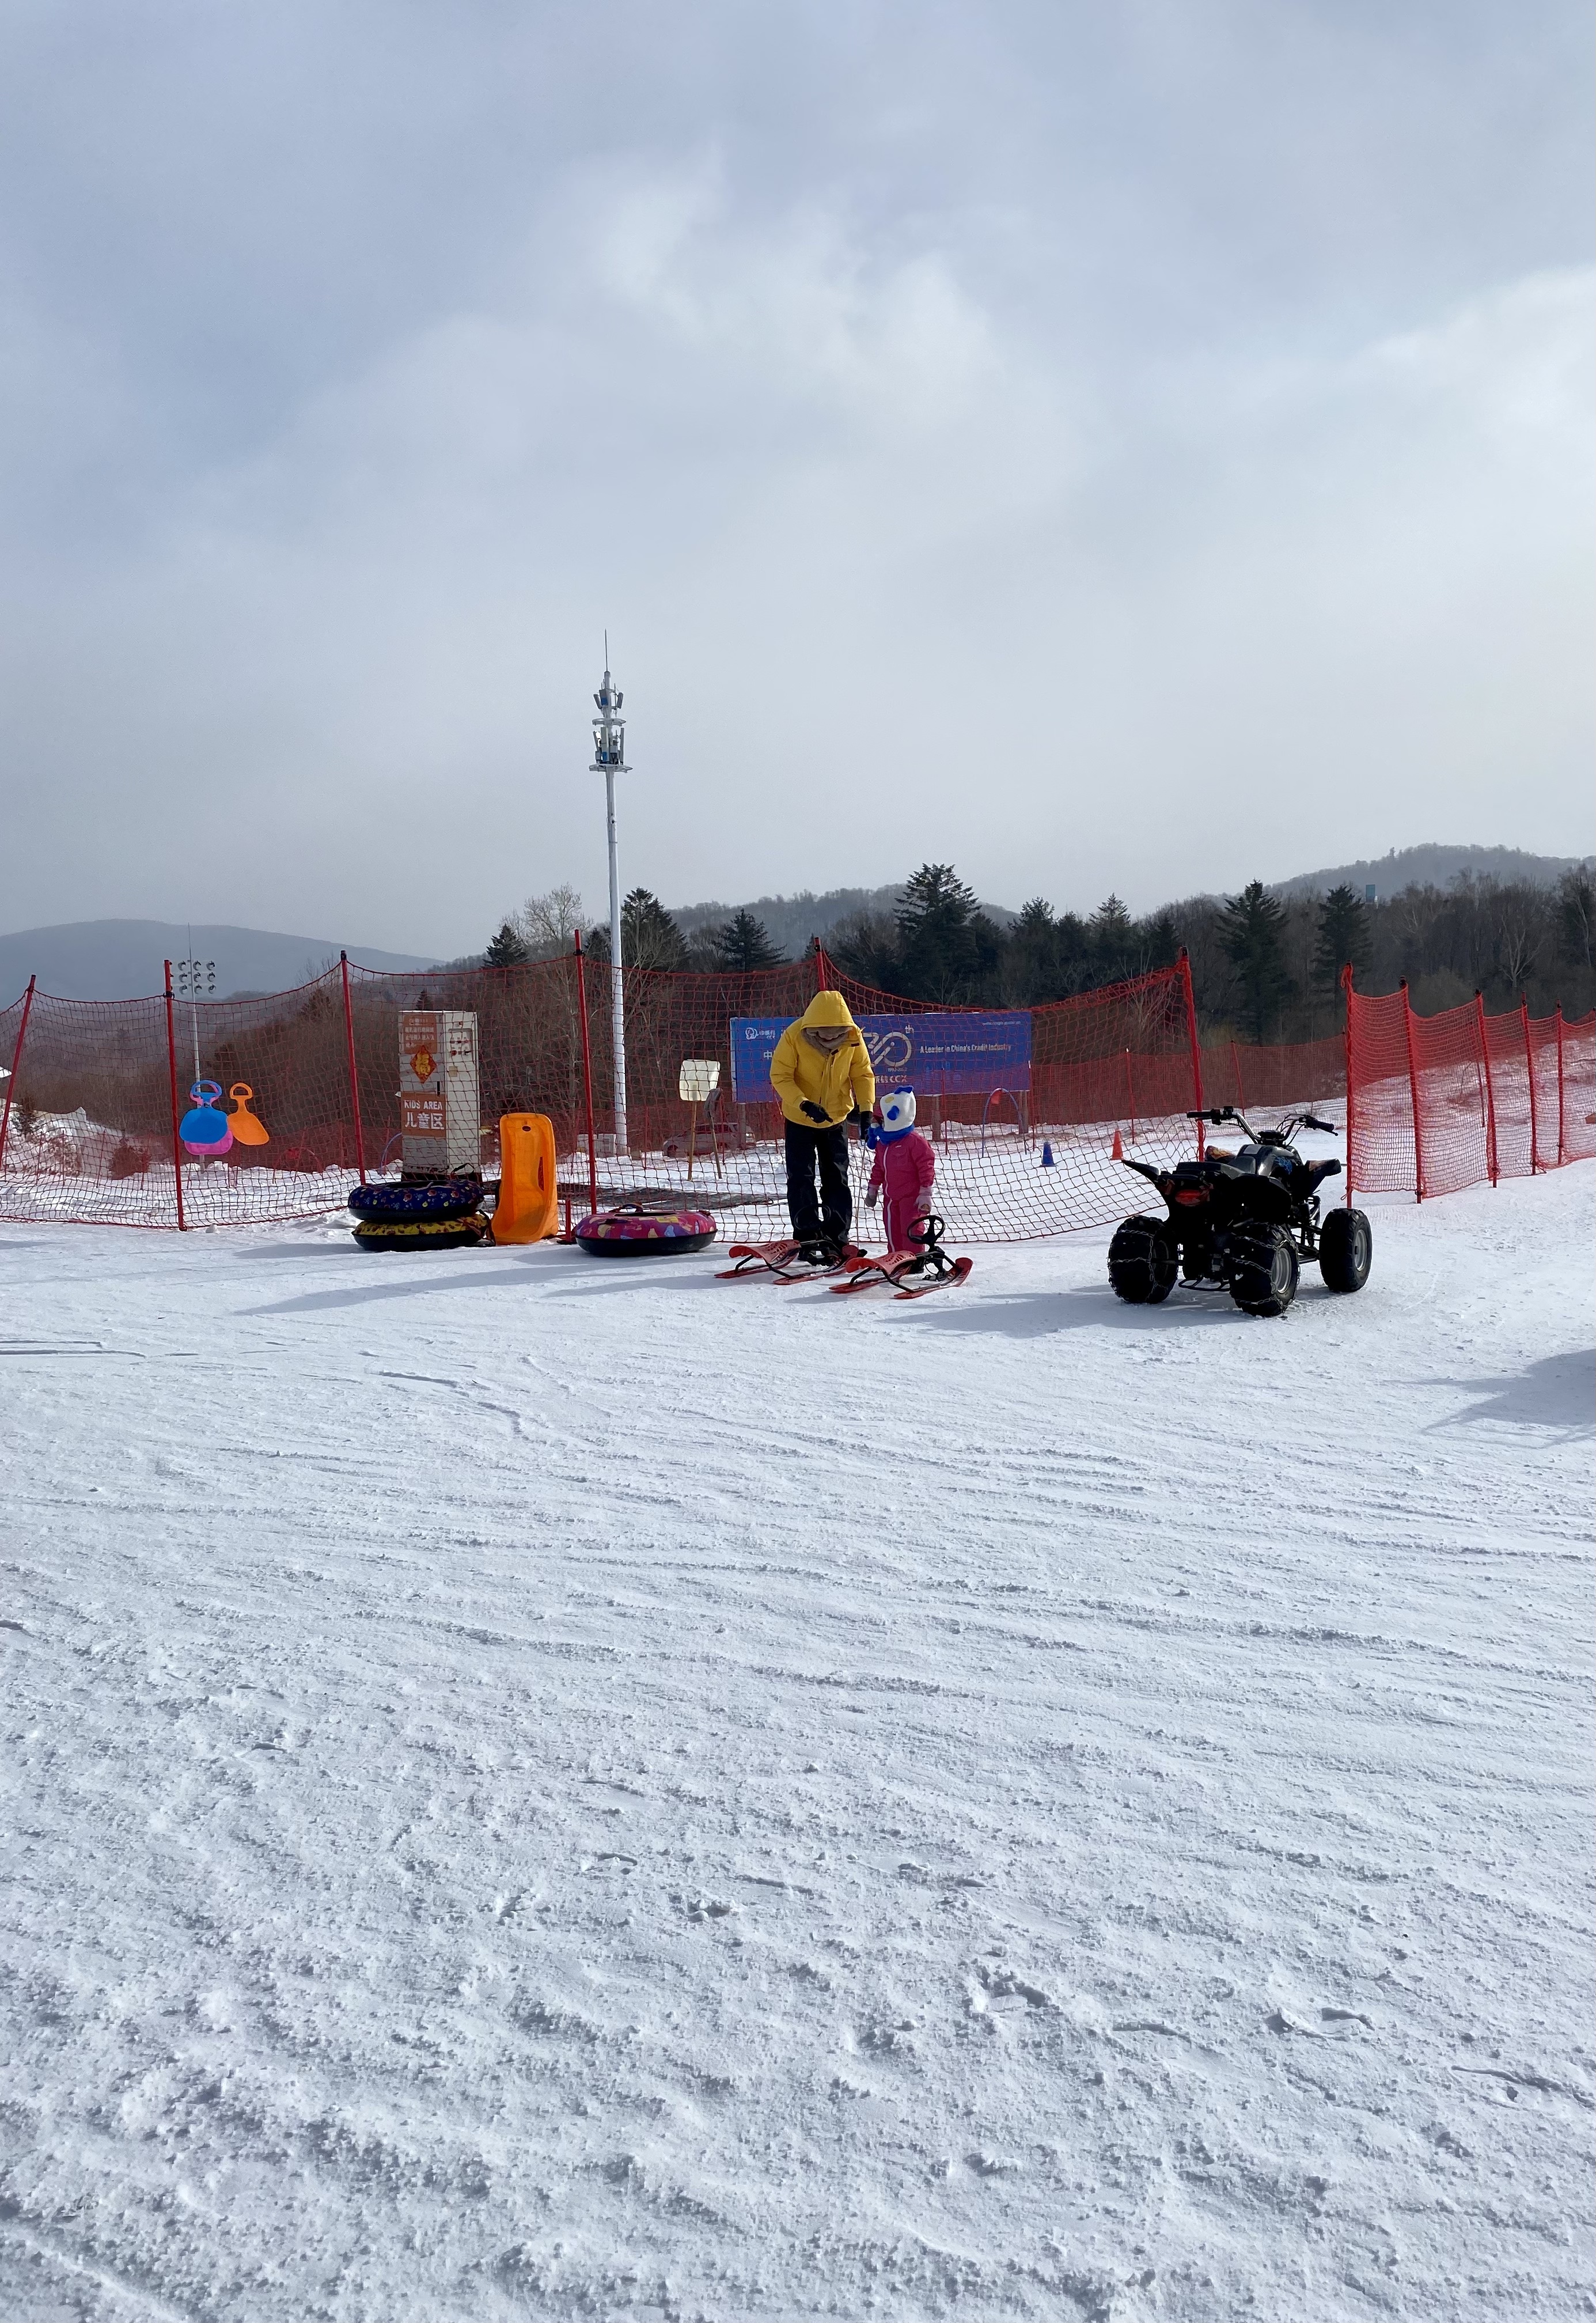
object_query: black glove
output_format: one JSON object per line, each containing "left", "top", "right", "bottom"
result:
{"left": 799, "top": 1101, "right": 829, "bottom": 1123}
{"left": 855, "top": 1106, "right": 875, "bottom": 1138}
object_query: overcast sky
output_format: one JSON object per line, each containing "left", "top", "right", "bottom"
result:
{"left": 1, "top": 1, "right": 1590, "bottom": 957}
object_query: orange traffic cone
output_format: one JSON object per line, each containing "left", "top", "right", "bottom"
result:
{"left": 1112, "top": 1128, "right": 1124, "bottom": 1160}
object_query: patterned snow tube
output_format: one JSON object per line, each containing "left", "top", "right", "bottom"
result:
{"left": 348, "top": 1179, "right": 484, "bottom": 1223}
{"left": 574, "top": 1205, "right": 718, "bottom": 1257}
{"left": 352, "top": 1213, "right": 494, "bottom": 1254}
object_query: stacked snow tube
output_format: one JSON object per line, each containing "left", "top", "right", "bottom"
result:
{"left": 349, "top": 1179, "right": 492, "bottom": 1253}
{"left": 574, "top": 1204, "right": 717, "bottom": 1257}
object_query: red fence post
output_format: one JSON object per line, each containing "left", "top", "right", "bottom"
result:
{"left": 1555, "top": 1003, "right": 1566, "bottom": 1166}
{"left": 1178, "top": 949, "right": 1205, "bottom": 1156}
{"left": 1401, "top": 979, "right": 1425, "bottom": 1202}
{"left": 1124, "top": 1049, "right": 1137, "bottom": 1143}
{"left": 1520, "top": 997, "right": 1541, "bottom": 1171}
{"left": 1474, "top": 992, "right": 1499, "bottom": 1187}
{"left": 573, "top": 930, "right": 600, "bottom": 1213}
{"left": 0, "top": 973, "right": 37, "bottom": 1172}
{"left": 1341, "top": 965, "right": 1355, "bottom": 1206}
{"left": 813, "top": 938, "right": 828, "bottom": 994}
{"left": 339, "top": 952, "right": 367, "bottom": 1184}
{"left": 164, "top": 960, "right": 187, "bottom": 1230}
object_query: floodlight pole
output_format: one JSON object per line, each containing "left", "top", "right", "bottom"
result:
{"left": 174, "top": 944, "right": 216, "bottom": 1083}
{"left": 592, "top": 653, "right": 630, "bottom": 1156}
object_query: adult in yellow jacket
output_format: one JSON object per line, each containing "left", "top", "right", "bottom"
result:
{"left": 769, "top": 989, "right": 876, "bottom": 1255}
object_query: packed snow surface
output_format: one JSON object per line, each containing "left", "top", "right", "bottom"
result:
{"left": 2, "top": 1164, "right": 1593, "bottom": 2322}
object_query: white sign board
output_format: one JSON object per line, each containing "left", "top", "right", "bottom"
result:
{"left": 400, "top": 1009, "right": 480, "bottom": 1176}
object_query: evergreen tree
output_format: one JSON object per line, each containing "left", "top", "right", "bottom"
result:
{"left": 485, "top": 920, "right": 530, "bottom": 967}
{"left": 1006, "top": 898, "right": 1058, "bottom": 1004}
{"left": 1312, "top": 884, "right": 1371, "bottom": 1009}
{"left": 826, "top": 909, "right": 903, "bottom": 991}
{"left": 1219, "top": 880, "right": 1294, "bottom": 1042}
{"left": 621, "top": 887, "right": 688, "bottom": 970}
{"left": 711, "top": 908, "right": 783, "bottom": 972}
{"left": 1088, "top": 893, "right": 1135, "bottom": 977}
{"left": 894, "top": 863, "right": 1002, "bottom": 1002}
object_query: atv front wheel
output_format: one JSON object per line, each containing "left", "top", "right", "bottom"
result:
{"left": 1227, "top": 1221, "right": 1299, "bottom": 1317}
{"left": 1108, "top": 1215, "right": 1178, "bottom": 1306}
{"left": 1319, "top": 1206, "right": 1372, "bottom": 1293}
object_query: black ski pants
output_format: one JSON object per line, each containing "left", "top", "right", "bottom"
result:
{"left": 784, "top": 1119, "right": 852, "bottom": 1243}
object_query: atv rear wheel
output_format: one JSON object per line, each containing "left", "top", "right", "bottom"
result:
{"left": 1319, "top": 1206, "right": 1372, "bottom": 1293}
{"left": 1108, "top": 1215, "right": 1178, "bottom": 1305}
{"left": 1227, "top": 1221, "right": 1299, "bottom": 1317}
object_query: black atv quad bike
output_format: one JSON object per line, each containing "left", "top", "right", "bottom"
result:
{"left": 1109, "top": 1107, "right": 1372, "bottom": 1319}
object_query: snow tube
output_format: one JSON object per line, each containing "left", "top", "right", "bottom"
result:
{"left": 348, "top": 1179, "right": 484, "bottom": 1223}
{"left": 352, "top": 1213, "right": 494, "bottom": 1253}
{"left": 574, "top": 1204, "right": 718, "bottom": 1257}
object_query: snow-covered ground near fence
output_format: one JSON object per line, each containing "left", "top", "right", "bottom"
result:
{"left": 2, "top": 1162, "right": 1592, "bottom": 2322}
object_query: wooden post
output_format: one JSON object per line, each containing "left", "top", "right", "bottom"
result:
{"left": 1555, "top": 1004, "right": 1566, "bottom": 1166}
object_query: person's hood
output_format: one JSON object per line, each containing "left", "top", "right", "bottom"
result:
{"left": 795, "top": 991, "right": 859, "bottom": 1033}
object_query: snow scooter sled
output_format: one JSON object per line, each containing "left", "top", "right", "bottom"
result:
{"left": 1110, "top": 1107, "right": 1371, "bottom": 1318}
{"left": 717, "top": 1234, "right": 863, "bottom": 1284}
{"left": 832, "top": 1213, "right": 973, "bottom": 1300}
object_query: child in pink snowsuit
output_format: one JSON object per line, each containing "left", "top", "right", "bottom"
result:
{"left": 866, "top": 1088, "right": 935, "bottom": 1252}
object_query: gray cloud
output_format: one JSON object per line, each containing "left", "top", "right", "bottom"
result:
{"left": 1, "top": 1, "right": 1590, "bottom": 958}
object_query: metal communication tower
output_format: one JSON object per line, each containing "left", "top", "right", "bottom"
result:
{"left": 591, "top": 649, "right": 630, "bottom": 1156}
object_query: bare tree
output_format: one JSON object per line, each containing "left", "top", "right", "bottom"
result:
{"left": 1496, "top": 901, "right": 1543, "bottom": 996}
{"left": 517, "top": 885, "right": 586, "bottom": 960}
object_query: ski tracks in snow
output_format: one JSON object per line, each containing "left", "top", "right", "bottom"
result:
{"left": 1, "top": 1171, "right": 1592, "bottom": 2320}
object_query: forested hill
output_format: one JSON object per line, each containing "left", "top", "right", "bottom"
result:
{"left": 1274, "top": 844, "right": 1591, "bottom": 899}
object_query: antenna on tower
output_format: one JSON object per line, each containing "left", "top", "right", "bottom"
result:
{"left": 604, "top": 627, "right": 609, "bottom": 672}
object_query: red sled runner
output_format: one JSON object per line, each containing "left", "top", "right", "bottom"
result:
{"left": 832, "top": 1213, "right": 973, "bottom": 1300}
{"left": 717, "top": 1236, "right": 862, "bottom": 1283}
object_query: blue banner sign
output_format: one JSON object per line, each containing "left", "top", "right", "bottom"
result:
{"left": 729, "top": 1011, "right": 1032, "bottom": 1104}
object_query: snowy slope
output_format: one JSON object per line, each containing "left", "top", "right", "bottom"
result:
{"left": 2, "top": 1167, "right": 1592, "bottom": 2322}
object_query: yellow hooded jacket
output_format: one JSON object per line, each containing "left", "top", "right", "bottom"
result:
{"left": 769, "top": 991, "right": 876, "bottom": 1128}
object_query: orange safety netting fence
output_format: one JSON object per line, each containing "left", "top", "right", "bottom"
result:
{"left": 4, "top": 947, "right": 1586, "bottom": 1238}
{"left": 1345, "top": 979, "right": 1596, "bottom": 1200}
{"left": 0, "top": 948, "right": 1218, "bottom": 1241}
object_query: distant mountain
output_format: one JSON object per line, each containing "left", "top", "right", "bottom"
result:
{"left": 0, "top": 920, "right": 438, "bottom": 1003}
{"left": 670, "top": 883, "right": 1018, "bottom": 957}
{"left": 1274, "top": 844, "right": 1592, "bottom": 902}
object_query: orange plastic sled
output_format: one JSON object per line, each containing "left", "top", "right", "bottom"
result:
{"left": 492, "top": 1113, "right": 559, "bottom": 1242}
{"left": 226, "top": 1083, "right": 271, "bottom": 1145}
